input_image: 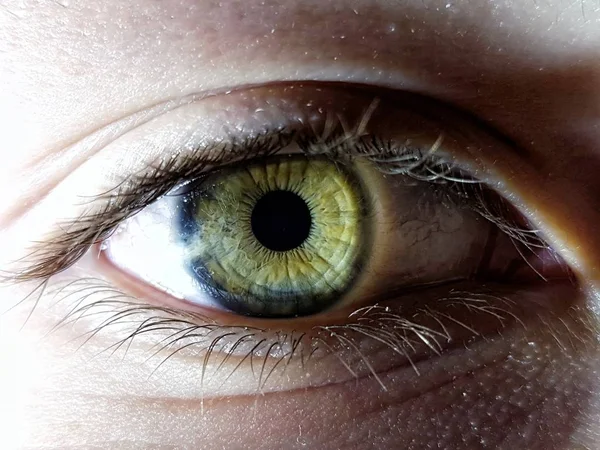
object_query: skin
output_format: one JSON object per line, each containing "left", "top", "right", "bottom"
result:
{"left": 1, "top": 0, "right": 600, "bottom": 448}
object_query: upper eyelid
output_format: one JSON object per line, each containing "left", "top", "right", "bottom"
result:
{"left": 5, "top": 129, "right": 452, "bottom": 283}
{"left": 4, "top": 81, "right": 520, "bottom": 230}
{"left": 1, "top": 83, "right": 523, "bottom": 285}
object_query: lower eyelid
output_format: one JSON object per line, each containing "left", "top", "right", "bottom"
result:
{"left": 41, "top": 257, "right": 581, "bottom": 398}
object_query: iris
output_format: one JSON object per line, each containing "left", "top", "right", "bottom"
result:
{"left": 178, "top": 155, "right": 369, "bottom": 318}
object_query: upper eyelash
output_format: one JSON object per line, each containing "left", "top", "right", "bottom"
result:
{"left": 5, "top": 120, "right": 549, "bottom": 288}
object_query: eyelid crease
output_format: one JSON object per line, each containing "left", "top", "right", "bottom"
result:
{"left": 5, "top": 77, "right": 529, "bottom": 234}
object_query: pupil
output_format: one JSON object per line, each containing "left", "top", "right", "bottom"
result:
{"left": 251, "top": 190, "right": 312, "bottom": 252}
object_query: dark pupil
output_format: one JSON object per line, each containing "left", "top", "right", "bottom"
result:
{"left": 251, "top": 190, "right": 312, "bottom": 252}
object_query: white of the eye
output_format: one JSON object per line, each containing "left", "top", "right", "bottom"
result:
{"left": 104, "top": 195, "right": 218, "bottom": 307}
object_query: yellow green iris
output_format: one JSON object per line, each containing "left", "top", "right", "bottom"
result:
{"left": 178, "top": 155, "right": 368, "bottom": 317}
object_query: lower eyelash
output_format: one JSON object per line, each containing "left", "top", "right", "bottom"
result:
{"left": 37, "top": 275, "right": 533, "bottom": 395}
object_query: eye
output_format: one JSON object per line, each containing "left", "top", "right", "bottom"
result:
{"left": 102, "top": 129, "right": 564, "bottom": 323}
{"left": 161, "top": 154, "right": 365, "bottom": 318}
{"left": 25, "top": 84, "right": 574, "bottom": 396}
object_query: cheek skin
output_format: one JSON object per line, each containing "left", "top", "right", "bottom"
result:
{"left": 2, "top": 281, "right": 598, "bottom": 449}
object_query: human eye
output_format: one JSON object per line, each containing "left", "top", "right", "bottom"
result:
{"left": 102, "top": 115, "right": 559, "bottom": 323}
{"left": 7, "top": 80, "right": 575, "bottom": 412}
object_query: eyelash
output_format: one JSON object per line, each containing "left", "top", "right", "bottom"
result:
{"left": 11, "top": 126, "right": 541, "bottom": 280}
{"left": 6, "top": 116, "right": 562, "bottom": 393}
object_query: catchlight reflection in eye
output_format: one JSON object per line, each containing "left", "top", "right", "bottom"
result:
{"left": 177, "top": 155, "right": 368, "bottom": 317}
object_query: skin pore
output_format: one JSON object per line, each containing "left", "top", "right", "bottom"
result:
{"left": 2, "top": 0, "right": 600, "bottom": 448}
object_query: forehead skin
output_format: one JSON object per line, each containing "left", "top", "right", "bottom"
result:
{"left": 2, "top": 0, "right": 600, "bottom": 449}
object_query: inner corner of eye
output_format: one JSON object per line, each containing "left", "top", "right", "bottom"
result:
{"left": 99, "top": 149, "right": 569, "bottom": 323}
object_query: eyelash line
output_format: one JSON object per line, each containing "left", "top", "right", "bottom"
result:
{"left": 6, "top": 124, "right": 476, "bottom": 284}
